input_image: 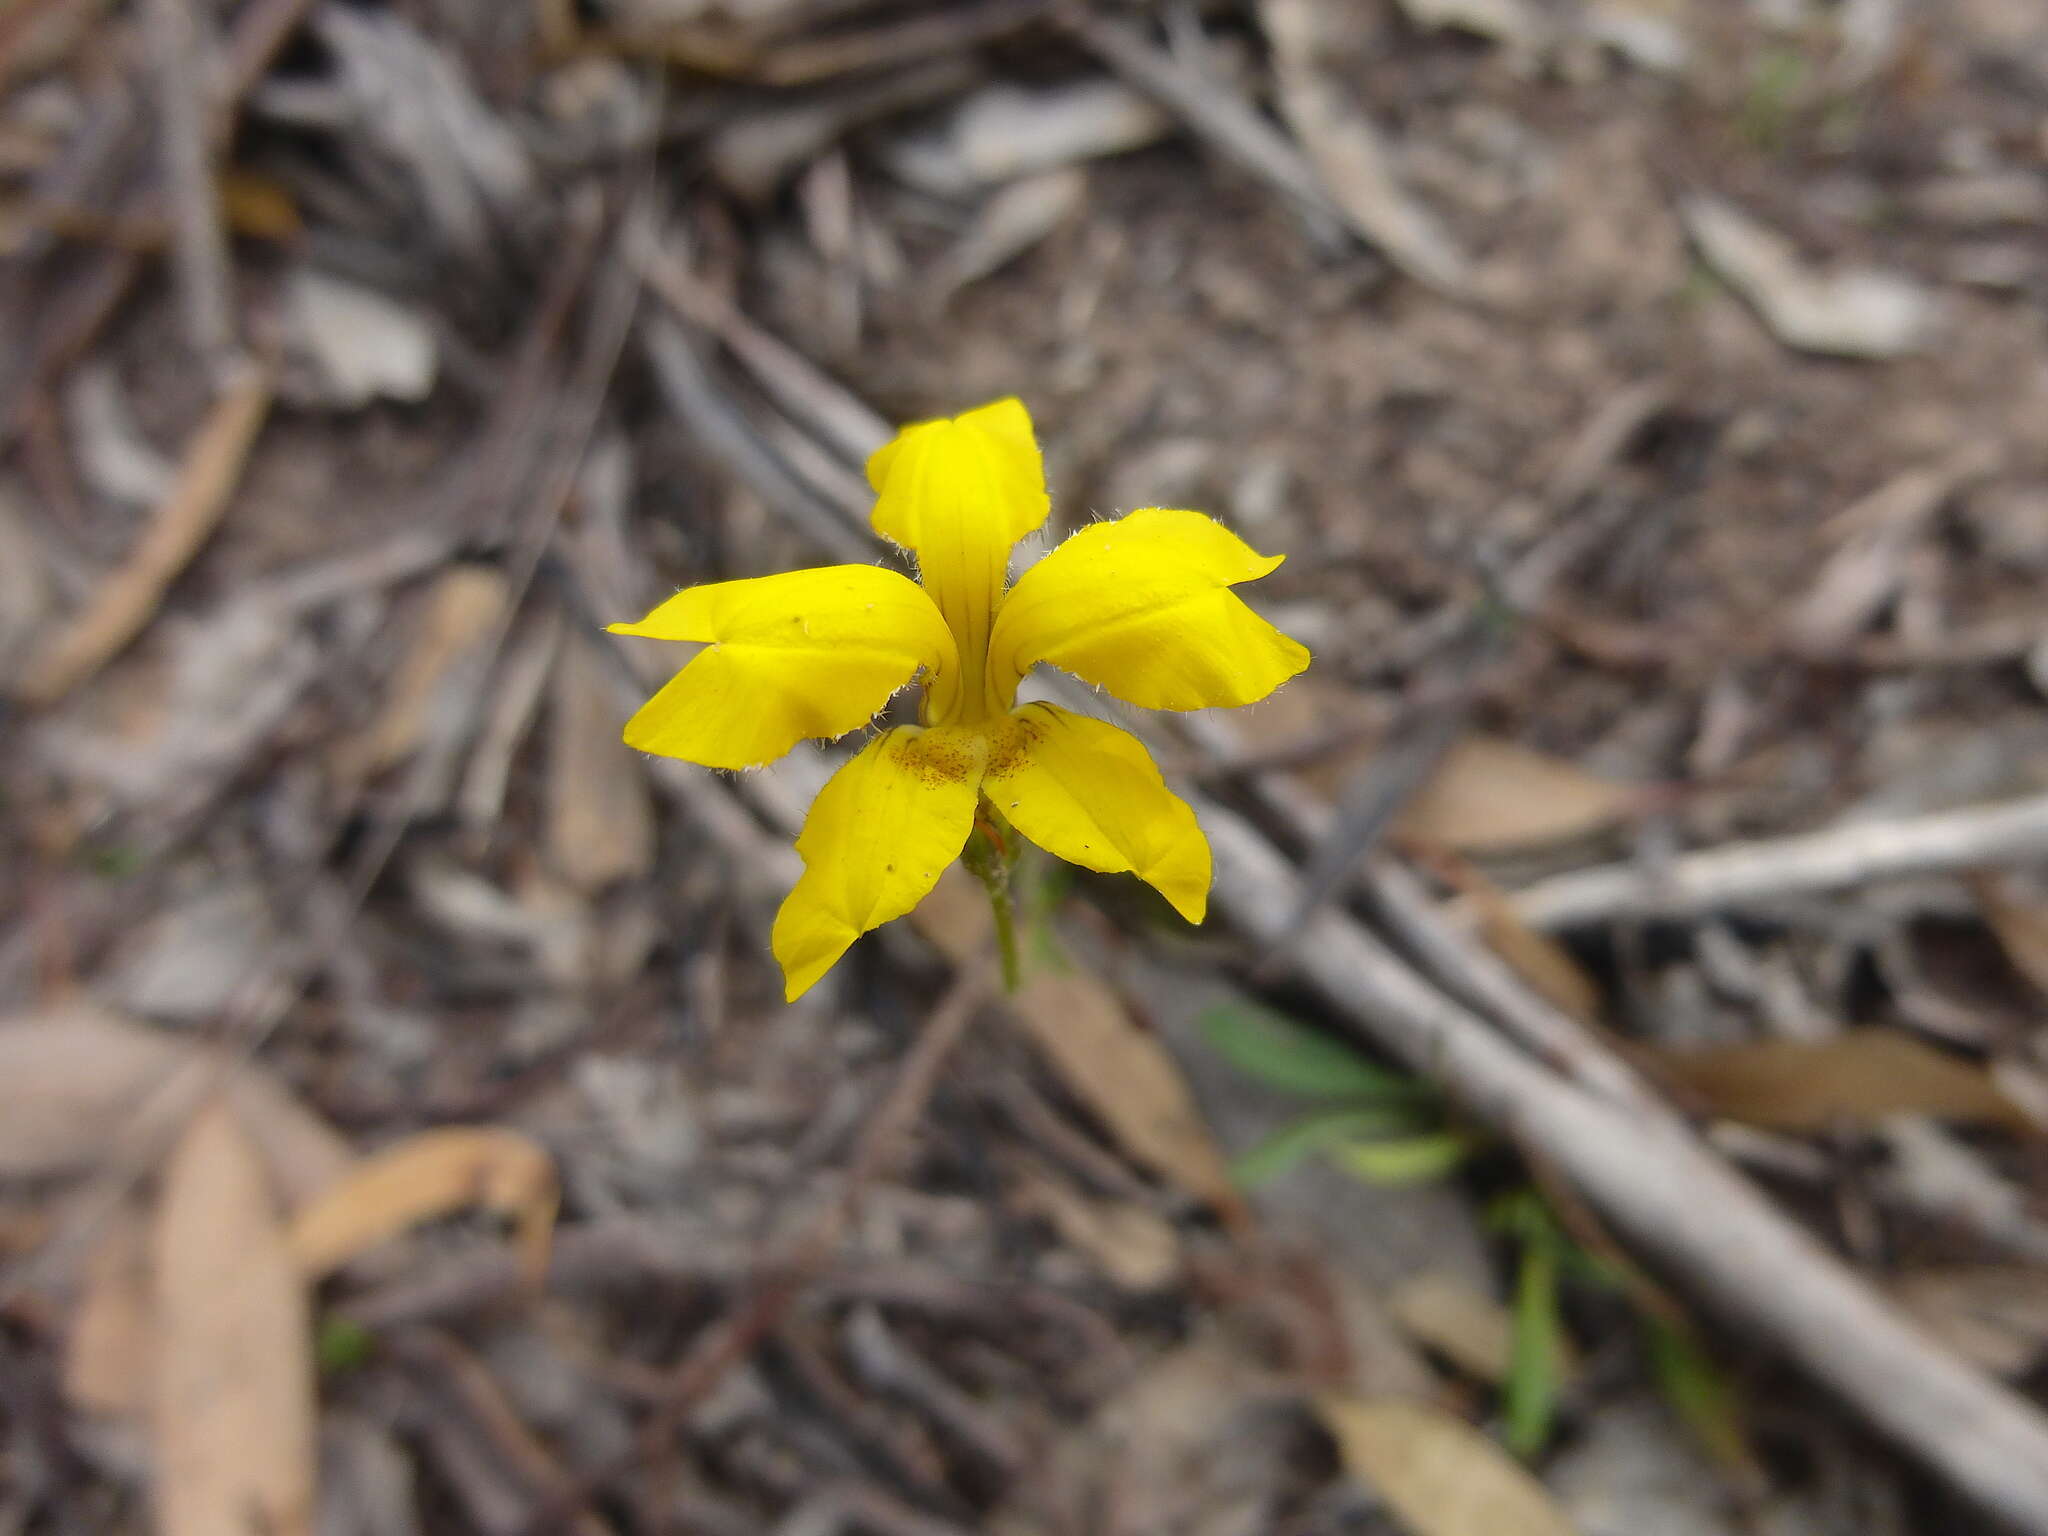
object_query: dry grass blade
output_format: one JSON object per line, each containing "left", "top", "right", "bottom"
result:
{"left": 1318, "top": 1394, "right": 1575, "bottom": 1536}
{"left": 287, "top": 1126, "right": 558, "bottom": 1285}
{"left": 1009, "top": 970, "right": 1245, "bottom": 1223}
{"left": 1399, "top": 735, "right": 1636, "bottom": 854}
{"left": 1651, "top": 1030, "right": 2032, "bottom": 1134}
{"left": 1261, "top": 0, "right": 1473, "bottom": 294}
{"left": 152, "top": 1103, "right": 317, "bottom": 1536}
{"left": 334, "top": 564, "right": 510, "bottom": 783}
{"left": 13, "top": 361, "right": 272, "bottom": 705}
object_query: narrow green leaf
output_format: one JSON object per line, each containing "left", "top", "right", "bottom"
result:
{"left": 1645, "top": 1318, "right": 1758, "bottom": 1482}
{"left": 1232, "top": 1105, "right": 1432, "bottom": 1187}
{"left": 1331, "top": 1131, "right": 1476, "bottom": 1187}
{"left": 1504, "top": 1239, "right": 1564, "bottom": 1458}
{"left": 1199, "top": 1004, "right": 1426, "bottom": 1101}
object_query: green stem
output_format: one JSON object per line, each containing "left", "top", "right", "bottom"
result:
{"left": 962, "top": 813, "right": 1021, "bottom": 994}
{"left": 985, "top": 863, "right": 1020, "bottom": 993}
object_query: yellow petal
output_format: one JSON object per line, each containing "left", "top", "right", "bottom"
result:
{"left": 987, "top": 508, "right": 1311, "bottom": 711}
{"left": 866, "top": 398, "right": 1048, "bottom": 725}
{"left": 986, "top": 704, "right": 1210, "bottom": 923}
{"left": 772, "top": 725, "right": 988, "bottom": 1000}
{"left": 609, "top": 565, "right": 954, "bottom": 770}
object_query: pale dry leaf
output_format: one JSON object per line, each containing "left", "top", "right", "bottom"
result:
{"left": 545, "top": 630, "right": 654, "bottom": 892}
{"left": 707, "top": 59, "right": 974, "bottom": 200}
{"left": 1652, "top": 1030, "right": 2031, "bottom": 1133}
{"left": 1388, "top": 1272, "right": 1516, "bottom": 1384}
{"left": 287, "top": 1126, "right": 558, "bottom": 1284}
{"left": 1013, "top": 1167, "right": 1182, "bottom": 1292}
{"left": 1580, "top": 0, "right": 1691, "bottom": 74}
{"left": 1398, "top": 735, "right": 1635, "bottom": 853}
{"left": 991, "top": 1338, "right": 1292, "bottom": 1536}
{"left": 891, "top": 78, "right": 1171, "bottom": 193}
{"left": 1682, "top": 195, "right": 1932, "bottom": 358}
{"left": 65, "top": 363, "right": 176, "bottom": 506}
{"left": 0, "top": 1007, "right": 352, "bottom": 1209}
{"left": 65, "top": 1210, "right": 153, "bottom": 1421}
{"left": 1263, "top": 0, "right": 1473, "bottom": 294}
{"left": 336, "top": 564, "right": 508, "bottom": 781}
{"left": 313, "top": 6, "right": 534, "bottom": 258}
{"left": 1895, "top": 1267, "right": 2048, "bottom": 1378}
{"left": 1787, "top": 447, "right": 1998, "bottom": 652}
{"left": 284, "top": 268, "right": 438, "bottom": 409}
{"left": 1971, "top": 872, "right": 2048, "bottom": 999}
{"left": 931, "top": 168, "right": 1087, "bottom": 304}
{"left": 13, "top": 361, "right": 274, "bottom": 706}
{"left": 152, "top": 1104, "right": 317, "bottom": 1536}
{"left": 1319, "top": 1394, "right": 1577, "bottom": 1536}
{"left": 1010, "top": 971, "right": 1244, "bottom": 1221}
{"left": 1396, "top": 0, "right": 1547, "bottom": 49}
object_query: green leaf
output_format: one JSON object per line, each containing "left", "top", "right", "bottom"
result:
{"left": 1645, "top": 1317, "right": 1757, "bottom": 1482}
{"left": 1199, "top": 1004, "right": 1426, "bottom": 1101}
{"left": 1232, "top": 1105, "right": 1433, "bottom": 1188}
{"left": 1504, "top": 1239, "right": 1564, "bottom": 1458}
{"left": 1331, "top": 1131, "right": 1476, "bottom": 1187}
{"left": 316, "top": 1315, "right": 374, "bottom": 1376}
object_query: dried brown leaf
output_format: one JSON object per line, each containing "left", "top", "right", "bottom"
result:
{"left": 1653, "top": 1030, "right": 2031, "bottom": 1133}
{"left": 335, "top": 564, "right": 508, "bottom": 781}
{"left": 1012, "top": 1167, "right": 1182, "bottom": 1293}
{"left": 544, "top": 630, "right": 654, "bottom": 891}
{"left": 152, "top": 1104, "right": 316, "bottom": 1536}
{"left": 13, "top": 361, "right": 273, "bottom": 706}
{"left": 1682, "top": 194, "right": 1933, "bottom": 359}
{"left": 1439, "top": 861, "right": 1602, "bottom": 1022}
{"left": 1896, "top": 1267, "right": 2048, "bottom": 1378}
{"left": 1972, "top": 872, "right": 2048, "bottom": 1000}
{"left": 1388, "top": 1273, "right": 1516, "bottom": 1384}
{"left": 65, "top": 1210, "right": 152, "bottom": 1421}
{"left": 1319, "top": 1394, "right": 1576, "bottom": 1536}
{"left": 287, "top": 1126, "right": 557, "bottom": 1283}
{"left": 1010, "top": 971, "right": 1244, "bottom": 1223}
{"left": 1398, "top": 735, "right": 1634, "bottom": 853}
{"left": 0, "top": 1007, "right": 352, "bottom": 1208}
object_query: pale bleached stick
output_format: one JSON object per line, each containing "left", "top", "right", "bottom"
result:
{"left": 1511, "top": 792, "right": 2048, "bottom": 931}
{"left": 1200, "top": 799, "right": 2048, "bottom": 1534}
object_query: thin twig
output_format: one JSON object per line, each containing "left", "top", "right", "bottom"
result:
{"left": 1509, "top": 791, "right": 2048, "bottom": 931}
{"left": 511, "top": 962, "right": 995, "bottom": 1536}
{"left": 145, "top": 0, "right": 236, "bottom": 368}
{"left": 12, "top": 359, "right": 273, "bottom": 706}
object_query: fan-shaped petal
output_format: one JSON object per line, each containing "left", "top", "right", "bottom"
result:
{"left": 985, "top": 703, "right": 1210, "bottom": 923}
{"left": 867, "top": 397, "right": 1049, "bottom": 724}
{"left": 987, "top": 508, "right": 1309, "bottom": 712}
{"left": 609, "top": 566, "right": 954, "bottom": 770}
{"left": 771, "top": 725, "right": 988, "bottom": 1000}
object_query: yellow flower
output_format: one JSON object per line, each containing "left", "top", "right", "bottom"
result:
{"left": 610, "top": 398, "right": 1310, "bottom": 1000}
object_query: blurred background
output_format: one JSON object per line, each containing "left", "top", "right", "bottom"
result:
{"left": 4, "top": 0, "right": 2048, "bottom": 1532}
